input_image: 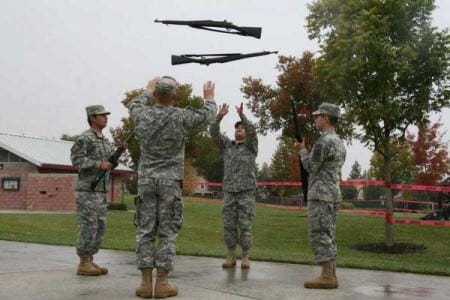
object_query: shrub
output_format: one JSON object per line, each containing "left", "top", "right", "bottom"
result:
{"left": 107, "top": 202, "right": 127, "bottom": 211}
{"left": 339, "top": 201, "right": 354, "bottom": 209}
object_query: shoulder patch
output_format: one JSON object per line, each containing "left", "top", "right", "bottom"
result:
{"left": 312, "top": 143, "right": 324, "bottom": 162}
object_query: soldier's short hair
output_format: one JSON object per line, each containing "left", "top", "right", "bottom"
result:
{"left": 235, "top": 121, "right": 244, "bottom": 129}
{"left": 329, "top": 116, "right": 339, "bottom": 126}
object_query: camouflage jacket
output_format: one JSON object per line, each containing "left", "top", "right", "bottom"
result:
{"left": 71, "top": 128, "right": 113, "bottom": 193}
{"left": 300, "top": 130, "right": 346, "bottom": 203}
{"left": 128, "top": 90, "right": 217, "bottom": 181}
{"left": 210, "top": 114, "right": 258, "bottom": 192}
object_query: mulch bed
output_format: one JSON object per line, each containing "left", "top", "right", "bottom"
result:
{"left": 352, "top": 242, "right": 426, "bottom": 254}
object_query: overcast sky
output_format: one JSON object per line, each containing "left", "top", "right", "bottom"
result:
{"left": 1, "top": 0, "right": 449, "bottom": 177}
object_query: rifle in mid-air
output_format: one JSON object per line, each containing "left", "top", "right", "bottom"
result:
{"left": 90, "top": 131, "right": 135, "bottom": 191}
{"left": 290, "top": 97, "right": 309, "bottom": 205}
{"left": 154, "top": 19, "right": 262, "bottom": 39}
{"left": 171, "top": 51, "right": 278, "bottom": 66}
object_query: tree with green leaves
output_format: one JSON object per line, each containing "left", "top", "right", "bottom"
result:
{"left": 190, "top": 133, "right": 224, "bottom": 183}
{"left": 369, "top": 140, "right": 417, "bottom": 185}
{"left": 307, "top": 0, "right": 450, "bottom": 246}
{"left": 256, "top": 162, "right": 276, "bottom": 198}
{"left": 342, "top": 161, "right": 363, "bottom": 200}
{"left": 270, "top": 136, "right": 299, "bottom": 196}
{"left": 257, "top": 162, "right": 272, "bottom": 181}
{"left": 368, "top": 141, "right": 417, "bottom": 203}
{"left": 362, "top": 170, "right": 385, "bottom": 203}
{"left": 349, "top": 161, "right": 362, "bottom": 180}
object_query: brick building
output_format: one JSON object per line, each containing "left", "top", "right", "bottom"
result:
{"left": 0, "top": 132, "right": 134, "bottom": 211}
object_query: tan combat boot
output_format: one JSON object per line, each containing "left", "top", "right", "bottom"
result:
{"left": 89, "top": 255, "right": 108, "bottom": 275}
{"left": 241, "top": 249, "right": 250, "bottom": 269}
{"left": 154, "top": 268, "right": 178, "bottom": 298}
{"left": 136, "top": 268, "right": 153, "bottom": 299}
{"left": 304, "top": 261, "right": 338, "bottom": 289}
{"left": 222, "top": 247, "right": 237, "bottom": 268}
{"left": 332, "top": 261, "right": 339, "bottom": 288}
{"left": 76, "top": 255, "right": 102, "bottom": 276}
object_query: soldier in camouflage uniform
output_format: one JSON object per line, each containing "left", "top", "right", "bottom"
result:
{"left": 71, "top": 105, "right": 114, "bottom": 276}
{"left": 128, "top": 76, "right": 217, "bottom": 298}
{"left": 296, "top": 103, "right": 346, "bottom": 289}
{"left": 209, "top": 102, "right": 258, "bottom": 269}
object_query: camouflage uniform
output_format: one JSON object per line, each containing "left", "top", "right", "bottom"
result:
{"left": 210, "top": 114, "right": 258, "bottom": 250}
{"left": 71, "top": 105, "right": 113, "bottom": 257}
{"left": 128, "top": 87, "right": 216, "bottom": 271}
{"left": 299, "top": 103, "right": 346, "bottom": 263}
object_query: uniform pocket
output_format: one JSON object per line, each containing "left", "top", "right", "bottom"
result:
{"left": 133, "top": 195, "right": 141, "bottom": 227}
{"left": 171, "top": 196, "right": 184, "bottom": 232}
{"left": 308, "top": 201, "right": 327, "bottom": 233}
{"left": 318, "top": 203, "right": 334, "bottom": 230}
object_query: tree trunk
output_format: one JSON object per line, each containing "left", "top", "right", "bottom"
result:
{"left": 383, "top": 147, "right": 394, "bottom": 247}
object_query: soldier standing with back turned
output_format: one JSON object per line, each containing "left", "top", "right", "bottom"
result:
{"left": 128, "top": 76, "right": 217, "bottom": 298}
{"left": 296, "top": 103, "right": 346, "bottom": 289}
{"left": 71, "top": 105, "right": 114, "bottom": 276}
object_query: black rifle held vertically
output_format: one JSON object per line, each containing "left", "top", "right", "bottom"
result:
{"left": 154, "top": 19, "right": 262, "bottom": 39}
{"left": 290, "top": 97, "right": 309, "bottom": 205}
{"left": 90, "top": 131, "right": 135, "bottom": 191}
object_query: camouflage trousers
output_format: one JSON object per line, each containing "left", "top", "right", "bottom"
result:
{"left": 307, "top": 199, "right": 339, "bottom": 263}
{"left": 75, "top": 191, "right": 107, "bottom": 257}
{"left": 222, "top": 190, "right": 255, "bottom": 250}
{"left": 135, "top": 178, "right": 183, "bottom": 271}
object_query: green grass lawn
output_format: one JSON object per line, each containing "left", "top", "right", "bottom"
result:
{"left": 0, "top": 197, "right": 449, "bottom": 276}
{"left": 122, "top": 194, "right": 137, "bottom": 210}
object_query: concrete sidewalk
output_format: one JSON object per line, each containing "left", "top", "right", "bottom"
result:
{"left": 0, "top": 241, "right": 448, "bottom": 300}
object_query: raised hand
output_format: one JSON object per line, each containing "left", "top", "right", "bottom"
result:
{"left": 203, "top": 81, "right": 215, "bottom": 101}
{"left": 236, "top": 102, "right": 244, "bottom": 117}
{"left": 218, "top": 103, "right": 229, "bottom": 119}
{"left": 146, "top": 76, "right": 160, "bottom": 94}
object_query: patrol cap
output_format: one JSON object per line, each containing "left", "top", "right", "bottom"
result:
{"left": 155, "top": 76, "right": 179, "bottom": 94}
{"left": 85, "top": 105, "right": 110, "bottom": 117}
{"left": 312, "top": 102, "right": 341, "bottom": 118}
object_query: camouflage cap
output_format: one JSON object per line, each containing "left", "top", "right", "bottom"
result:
{"left": 312, "top": 102, "right": 341, "bottom": 118}
{"left": 155, "top": 76, "right": 178, "bottom": 94}
{"left": 85, "top": 105, "right": 110, "bottom": 117}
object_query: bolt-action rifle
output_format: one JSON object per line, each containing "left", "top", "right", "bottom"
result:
{"left": 171, "top": 51, "right": 278, "bottom": 66}
{"left": 290, "top": 97, "right": 309, "bottom": 204}
{"left": 90, "top": 131, "right": 134, "bottom": 191}
{"left": 154, "top": 19, "right": 262, "bottom": 39}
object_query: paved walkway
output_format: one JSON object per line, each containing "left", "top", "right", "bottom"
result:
{"left": 0, "top": 240, "right": 449, "bottom": 300}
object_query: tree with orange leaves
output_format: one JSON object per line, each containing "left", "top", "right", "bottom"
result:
{"left": 241, "top": 51, "right": 326, "bottom": 146}
{"left": 242, "top": 52, "right": 352, "bottom": 185}
{"left": 409, "top": 120, "right": 449, "bottom": 186}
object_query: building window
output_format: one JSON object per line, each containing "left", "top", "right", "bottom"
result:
{"left": 0, "top": 149, "right": 8, "bottom": 162}
{"left": 2, "top": 177, "right": 21, "bottom": 191}
{"left": 8, "top": 152, "right": 25, "bottom": 163}
{"left": 0, "top": 148, "right": 26, "bottom": 163}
